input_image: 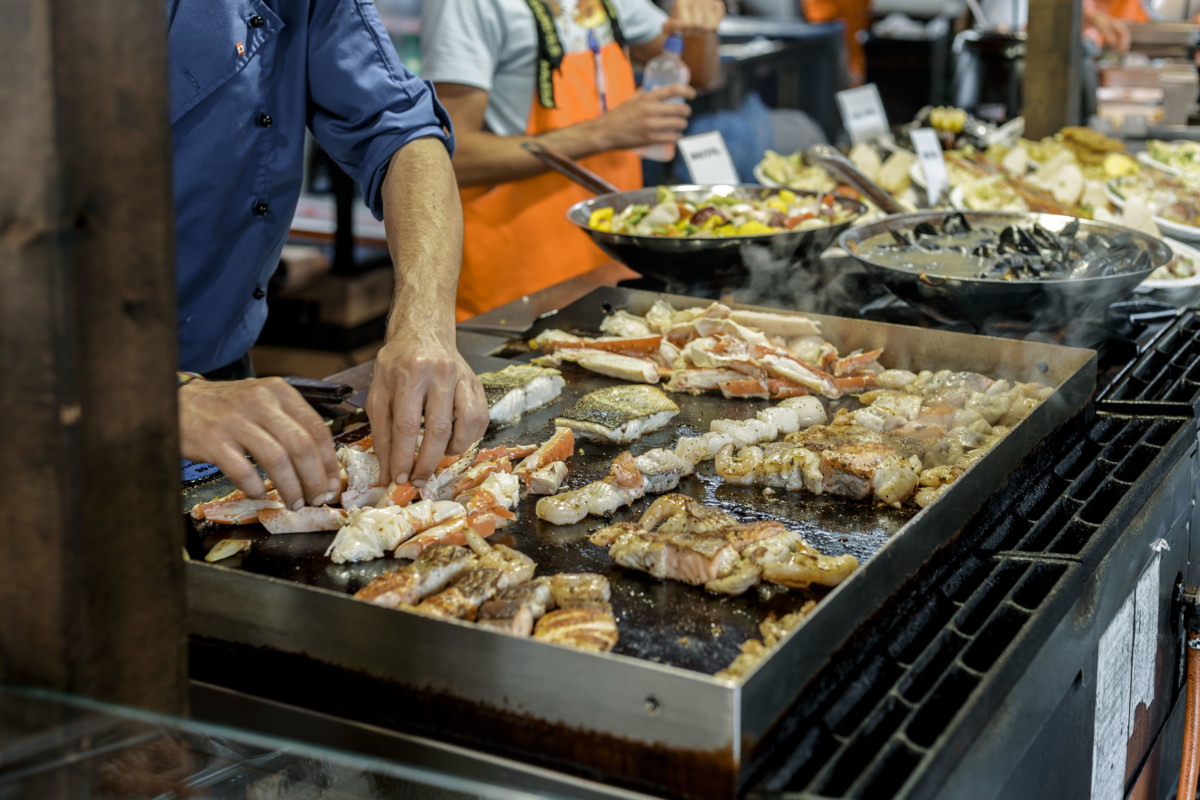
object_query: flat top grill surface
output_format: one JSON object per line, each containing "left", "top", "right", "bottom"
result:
{"left": 186, "top": 362, "right": 911, "bottom": 676}
{"left": 185, "top": 287, "right": 1091, "bottom": 680}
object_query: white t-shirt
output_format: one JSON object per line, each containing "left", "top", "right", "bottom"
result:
{"left": 420, "top": 0, "right": 667, "bottom": 137}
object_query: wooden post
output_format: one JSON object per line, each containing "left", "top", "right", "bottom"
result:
{"left": 1023, "top": 0, "right": 1084, "bottom": 138}
{"left": 0, "top": 0, "right": 187, "bottom": 714}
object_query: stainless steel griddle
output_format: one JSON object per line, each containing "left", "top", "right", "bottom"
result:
{"left": 184, "top": 287, "right": 1096, "bottom": 800}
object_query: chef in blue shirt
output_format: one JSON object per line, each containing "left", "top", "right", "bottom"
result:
{"left": 169, "top": 0, "right": 488, "bottom": 510}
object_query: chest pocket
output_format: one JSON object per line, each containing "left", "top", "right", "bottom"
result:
{"left": 167, "top": 0, "right": 282, "bottom": 124}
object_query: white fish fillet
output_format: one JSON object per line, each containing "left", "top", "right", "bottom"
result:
{"left": 480, "top": 365, "right": 566, "bottom": 426}
{"left": 560, "top": 410, "right": 678, "bottom": 444}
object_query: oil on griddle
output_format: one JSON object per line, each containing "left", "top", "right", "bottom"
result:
{"left": 185, "top": 356, "right": 911, "bottom": 677}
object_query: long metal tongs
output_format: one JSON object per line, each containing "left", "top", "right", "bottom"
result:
{"left": 803, "top": 143, "right": 915, "bottom": 215}
{"left": 521, "top": 141, "right": 620, "bottom": 196}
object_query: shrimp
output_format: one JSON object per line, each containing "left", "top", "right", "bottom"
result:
{"left": 715, "top": 444, "right": 762, "bottom": 485}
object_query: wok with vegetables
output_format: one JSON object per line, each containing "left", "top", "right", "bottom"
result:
{"left": 585, "top": 185, "right": 860, "bottom": 238}
{"left": 566, "top": 184, "right": 867, "bottom": 293}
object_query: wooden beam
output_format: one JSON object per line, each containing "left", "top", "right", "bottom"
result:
{"left": 0, "top": 0, "right": 186, "bottom": 714}
{"left": 1023, "top": 0, "right": 1083, "bottom": 138}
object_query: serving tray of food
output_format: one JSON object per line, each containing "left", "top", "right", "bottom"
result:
{"left": 184, "top": 287, "right": 1096, "bottom": 799}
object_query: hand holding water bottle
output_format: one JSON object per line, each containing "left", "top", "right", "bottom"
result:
{"left": 587, "top": 83, "right": 695, "bottom": 152}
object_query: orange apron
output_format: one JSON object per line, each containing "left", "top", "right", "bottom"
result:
{"left": 1100, "top": 0, "right": 1150, "bottom": 22}
{"left": 456, "top": 31, "right": 642, "bottom": 320}
{"left": 801, "top": 0, "right": 872, "bottom": 84}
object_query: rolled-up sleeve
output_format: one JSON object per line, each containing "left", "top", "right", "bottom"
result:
{"left": 307, "top": 0, "right": 455, "bottom": 218}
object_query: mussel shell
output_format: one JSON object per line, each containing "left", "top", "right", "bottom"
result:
{"left": 940, "top": 212, "right": 972, "bottom": 235}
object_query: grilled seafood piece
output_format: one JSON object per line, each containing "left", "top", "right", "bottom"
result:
{"left": 777, "top": 396, "right": 827, "bottom": 427}
{"left": 515, "top": 427, "right": 574, "bottom": 479}
{"left": 256, "top": 505, "right": 347, "bottom": 534}
{"left": 478, "top": 364, "right": 565, "bottom": 426}
{"left": 530, "top": 329, "right": 662, "bottom": 357}
{"left": 526, "top": 461, "right": 568, "bottom": 495}
{"left": 326, "top": 499, "right": 465, "bottom": 564}
{"left": 665, "top": 367, "right": 752, "bottom": 395}
{"left": 673, "top": 432, "right": 735, "bottom": 474}
{"left": 478, "top": 578, "right": 556, "bottom": 629}
{"left": 639, "top": 493, "right": 735, "bottom": 534}
{"left": 354, "top": 544, "right": 476, "bottom": 608}
{"left": 819, "top": 441, "right": 899, "bottom": 501}
{"left": 632, "top": 448, "right": 685, "bottom": 494}
{"left": 549, "top": 573, "right": 612, "bottom": 606}
{"left": 554, "top": 385, "right": 679, "bottom": 444}
{"left": 543, "top": 349, "right": 661, "bottom": 384}
{"left": 761, "top": 547, "right": 859, "bottom": 590}
{"left": 716, "top": 603, "right": 817, "bottom": 681}
{"left": 710, "top": 418, "right": 777, "bottom": 447}
{"left": 190, "top": 489, "right": 283, "bottom": 525}
{"left": 419, "top": 443, "right": 482, "bottom": 501}
{"left": 535, "top": 452, "right": 645, "bottom": 525}
{"left": 533, "top": 605, "right": 620, "bottom": 652}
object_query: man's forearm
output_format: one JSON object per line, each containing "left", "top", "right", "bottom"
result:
{"left": 450, "top": 122, "right": 611, "bottom": 188}
{"left": 381, "top": 137, "right": 463, "bottom": 339}
{"left": 682, "top": 33, "right": 721, "bottom": 91}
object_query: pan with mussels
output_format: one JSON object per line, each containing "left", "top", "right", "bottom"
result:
{"left": 839, "top": 210, "right": 1172, "bottom": 330}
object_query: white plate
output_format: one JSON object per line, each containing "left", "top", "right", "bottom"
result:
{"left": 1136, "top": 151, "right": 1188, "bottom": 178}
{"left": 1138, "top": 236, "right": 1200, "bottom": 303}
{"left": 753, "top": 162, "right": 784, "bottom": 188}
{"left": 1105, "top": 179, "right": 1200, "bottom": 244}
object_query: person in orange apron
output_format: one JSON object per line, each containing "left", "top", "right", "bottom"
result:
{"left": 420, "top": 0, "right": 723, "bottom": 320}
{"left": 800, "top": 0, "right": 871, "bottom": 85}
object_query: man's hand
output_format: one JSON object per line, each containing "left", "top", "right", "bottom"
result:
{"left": 589, "top": 85, "right": 696, "bottom": 151}
{"left": 663, "top": 0, "right": 725, "bottom": 37}
{"left": 366, "top": 331, "right": 489, "bottom": 487}
{"left": 179, "top": 378, "right": 341, "bottom": 509}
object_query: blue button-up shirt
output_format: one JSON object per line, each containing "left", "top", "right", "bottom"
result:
{"left": 167, "top": 0, "right": 454, "bottom": 373}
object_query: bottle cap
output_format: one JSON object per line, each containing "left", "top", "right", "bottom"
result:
{"left": 664, "top": 33, "right": 683, "bottom": 54}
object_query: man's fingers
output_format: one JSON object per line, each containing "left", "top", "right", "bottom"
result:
{"left": 236, "top": 424, "right": 306, "bottom": 509}
{"left": 645, "top": 84, "right": 696, "bottom": 102}
{"left": 386, "top": 379, "right": 427, "bottom": 486}
{"left": 410, "top": 378, "right": 456, "bottom": 483}
{"left": 210, "top": 443, "right": 268, "bottom": 500}
{"left": 366, "top": 386, "right": 396, "bottom": 485}
{"left": 447, "top": 377, "right": 489, "bottom": 455}
{"left": 269, "top": 384, "right": 341, "bottom": 503}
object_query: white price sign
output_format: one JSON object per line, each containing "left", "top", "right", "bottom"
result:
{"left": 910, "top": 128, "right": 949, "bottom": 206}
{"left": 678, "top": 131, "right": 740, "bottom": 185}
{"left": 836, "top": 84, "right": 889, "bottom": 145}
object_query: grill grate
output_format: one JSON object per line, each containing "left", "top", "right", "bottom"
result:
{"left": 749, "top": 413, "right": 1193, "bottom": 800}
{"left": 1098, "top": 308, "right": 1200, "bottom": 416}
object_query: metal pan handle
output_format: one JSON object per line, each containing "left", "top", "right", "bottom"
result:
{"left": 521, "top": 141, "right": 620, "bottom": 196}
{"left": 804, "top": 144, "right": 913, "bottom": 216}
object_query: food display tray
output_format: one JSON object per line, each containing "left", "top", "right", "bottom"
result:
{"left": 185, "top": 287, "right": 1096, "bottom": 800}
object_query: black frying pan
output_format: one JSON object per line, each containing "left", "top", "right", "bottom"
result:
{"left": 523, "top": 143, "right": 868, "bottom": 294}
{"left": 838, "top": 210, "right": 1173, "bottom": 331}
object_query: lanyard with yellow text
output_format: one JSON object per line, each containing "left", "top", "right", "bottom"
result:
{"left": 525, "top": 0, "right": 625, "bottom": 109}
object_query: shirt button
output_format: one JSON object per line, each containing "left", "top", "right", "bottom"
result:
{"left": 253, "top": 287, "right": 266, "bottom": 300}
{"left": 258, "top": 112, "right": 272, "bottom": 128}
{"left": 253, "top": 201, "right": 269, "bottom": 216}
{"left": 249, "top": 15, "right": 265, "bottom": 28}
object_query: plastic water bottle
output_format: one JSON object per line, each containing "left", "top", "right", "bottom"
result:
{"left": 637, "top": 34, "right": 690, "bottom": 163}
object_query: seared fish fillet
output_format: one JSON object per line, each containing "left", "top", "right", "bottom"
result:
{"left": 533, "top": 605, "right": 620, "bottom": 652}
{"left": 354, "top": 544, "right": 476, "bottom": 608}
{"left": 554, "top": 385, "right": 679, "bottom": 444}
{"left": 479, "top": 364, "right": 565, "bottom": 426}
